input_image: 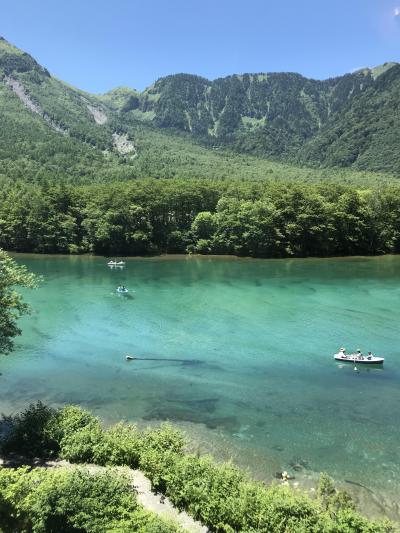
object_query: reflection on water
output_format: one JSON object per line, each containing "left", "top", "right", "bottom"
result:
{"left": 1, "top": 254, "right": 400, "bottom": 521}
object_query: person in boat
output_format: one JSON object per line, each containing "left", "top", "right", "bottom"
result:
{"left": 339, "top": 347, "right": 347, "bottom": 358}
{"left": 356, "top": 349, "right": 363, "bottom": 360}
{"left": 367, "top": 351, "right": 373, "bottom": 360}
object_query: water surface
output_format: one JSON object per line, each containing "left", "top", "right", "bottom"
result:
{"left": 1, "top": 254, "right": 399, "bottom": 519}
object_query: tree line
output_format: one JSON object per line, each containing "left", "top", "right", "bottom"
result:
{"left": 1, "top": 178, "right": 400, "bottom": 258}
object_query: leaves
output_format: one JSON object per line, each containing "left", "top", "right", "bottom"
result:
{"left": 0, "top": 249, "right": 39, "bottom": 353}
{"left": 1, "top": 403, "right": 394, "bottom": 532}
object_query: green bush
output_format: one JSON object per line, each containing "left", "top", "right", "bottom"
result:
{"left": 141, "top": 423, "right": 187, "bottom": 454}
{"left": 0, "top": 401, "right": 59, "bottom": 458}
{"left": 139, "top": 447, "right": 393, "bottom": 532}
{"left": 54, "top": 406, "right": 105, "bottom": 463}
{"left": 0, "top": 466, "right": 181, "bottom": 533}
{"left": 92, "top": 422, "right": 142, "bottom": 468}
{"left": 0, "top": 404, "right": 395, "bottom": 532}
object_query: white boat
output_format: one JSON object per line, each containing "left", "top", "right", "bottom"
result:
{"left": 116, "top": 287, "right": 129, "bottom": 293}
{"left": 108, "top": 260, "right": 126, "bottom": 266}
{"left": 334, "top": 352, "right": 384, "bottom": 365}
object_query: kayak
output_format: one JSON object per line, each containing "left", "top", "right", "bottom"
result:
{"left": 334, "top": 353, "right": 384, "bottom": 365}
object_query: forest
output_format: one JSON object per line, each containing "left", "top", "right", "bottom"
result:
{"left": 1, "top": 178, "right": 400, "bottom": 258}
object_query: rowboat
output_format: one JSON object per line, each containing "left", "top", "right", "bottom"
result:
{"left": 108, "top": 260, "right": 125, "bottom": 266}
{"left": 334, "top": 353, "right": 384, "bottom": 365}
{"left": 116, "top": 287, "right": 129, "bottom": 293}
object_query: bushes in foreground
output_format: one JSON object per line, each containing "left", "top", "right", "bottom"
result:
{"left": 0, "top": 403, "right": 395, "bottom": 532}
{"left": 0, "top": 466, "right": 180, "bottom": 533}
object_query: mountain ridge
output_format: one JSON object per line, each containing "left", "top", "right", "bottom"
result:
{"left": 1, "top": 36, "right": 400, "bottom": 175}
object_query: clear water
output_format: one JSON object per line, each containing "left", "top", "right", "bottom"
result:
{"left": 1, "top": 254, "right": 400, "bottom": 519}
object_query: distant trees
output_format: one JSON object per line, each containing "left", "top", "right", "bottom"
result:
{"left": 1, "top": 178, "right": 400, "bottom": 259}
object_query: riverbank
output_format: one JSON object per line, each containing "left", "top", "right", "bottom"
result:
{"left": 175, "top": 419, "right": 400, "bottom": 523}
{"left": 8, "top": 251, "right": 400, "bottom": 262}
{"left": 0, "top": 403, "right": 395, "bottom": 532}
{"left": 0, "top": 455, "right": 207, "bottom": 533}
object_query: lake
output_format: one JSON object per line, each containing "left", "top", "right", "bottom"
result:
{"left": 1, "top": 254, "right": 400, "bottom": 520}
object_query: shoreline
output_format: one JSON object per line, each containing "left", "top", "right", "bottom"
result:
{"left": 1, "top": 400, "right": 398, "bottom": 523}
{"left": 171, "top": 419, "right": 400, "bottom": 524}
{"left": 8, "top": 250, "right": 400, "bottom": 264}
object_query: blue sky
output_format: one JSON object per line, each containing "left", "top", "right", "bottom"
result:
{"left": 1, "top": 0, "right": 400, "bottom": 93}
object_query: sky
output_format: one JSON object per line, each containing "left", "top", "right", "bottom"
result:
{"left": 1, "top": 0, "right": 400, "bottom": 93}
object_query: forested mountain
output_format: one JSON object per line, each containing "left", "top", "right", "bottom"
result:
{"left": 297, "top": 64, "right": 400, "bottom": 172}
{"left": 2, "top": 37, "right": 400, "bottom": 258}
{"left": 105, "top": 64, "right": 400, "bottom": 173}
{"left": 1, "top": 36, "right": 400, "bottom": 177}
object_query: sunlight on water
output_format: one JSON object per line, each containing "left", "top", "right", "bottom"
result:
{"left": 1, "top": 254, "right": 399, "bottom": 520}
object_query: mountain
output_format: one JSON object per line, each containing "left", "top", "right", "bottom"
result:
{"left": 111, "top": 66, "right": 400, "bottom": 172}
{"left": 297, "top": 64, "right": 400, "bottom": 172}
{"left": 0, "top": 37, "right": 140, "bottom": 183}
{"left": 0, "top": 36, "right": 316, "bottom": 185}
{"left": 1, "top": 36, "right": 399, "bottom": 178}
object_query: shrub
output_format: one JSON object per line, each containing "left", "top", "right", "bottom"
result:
{"left": 1, "top": 405, "right": 394, "bottom": 532}
{"left": 0, "top": 466, "right": 182, "bottom": 533}
{"left": 139, "top": 448, "right": 180, "bottom": 494}
{"left": 141, "top": 423, "right": 186, "bottom": 454}
{"left": 59, "top": 423, "right": 104, "bottom": 464}
{"left": 53, "top": 405, "right": 101, "bottom": 441}
{"left": 92, "top": 423, "right": 142, "bottom": 468}
{"left": 0, "top": 401, "right": 59, "bottom": 458}
{"left": 0, "top": 466, "right": 34, "bottom": 531}
{"left": 49, "top": 405, "right": 105, "bottom": 463}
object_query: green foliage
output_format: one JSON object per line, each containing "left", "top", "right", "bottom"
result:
{"left": 141, "top": 423, "right": 187, "bottom": 454}
{"left": 0, "top": 249, "right": 39, "bottom": 353}
{"left": 138, "top": 451, "right": 393, "bottom": 532}
{"left": 298, "top": 65, "right": 400, "bottom": 173}
{"left": 191, "top": 211, "right": 217, "bottom": 240}
{"left": 2, "top": 179, "right": 400, "bottom": 258}
{"left": 52, "top": 405, "right": 104, "bottom": 464}
{"left": 1, "top": 403, "right": 394, "bottom": 532}
{"left": 1, "top": 401, "right": 58, "bottom": 458}
{"left": 2, "top": 36, "right": 400, "bottom": 186}
{"left": 117, "top": 67, "right": 400, "bottom": 173}
{"left": 0, "top": 466, "right": 181, "bottom": 533}
{"left": 92, "top": 423, "right": 142, "bottom": 468}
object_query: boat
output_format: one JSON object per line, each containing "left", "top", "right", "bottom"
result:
{"left": 116, "top": 287, "right": 129, "bottom": 293}
{"left": 334, "top": 352, "right": 384, "bottom": 365}
{"left": 108, "top": 260, "right": 125, "bottom": 266}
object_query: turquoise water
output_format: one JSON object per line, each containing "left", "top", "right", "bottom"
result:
{"left": 1, "top": 254, "right": 400, "bottom": 518}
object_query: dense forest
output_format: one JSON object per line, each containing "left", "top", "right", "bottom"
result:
{"left": 1, "top": 178, "right": 400, "bottom": 258}
{"left": 105, "top": 66, "right": 400, "bottom": 173}
{"left": 1, "top": 36, "right": 400, "bottom": 260}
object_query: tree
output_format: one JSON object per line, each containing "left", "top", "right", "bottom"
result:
{"left": 0, "top": 249, "right": 39, "bottom": 353}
